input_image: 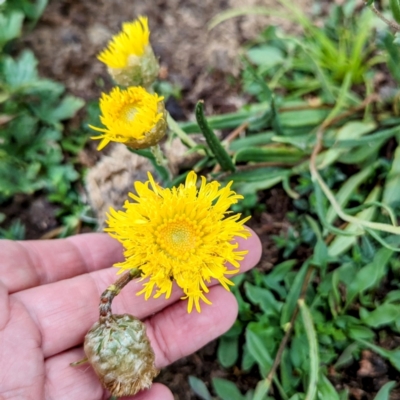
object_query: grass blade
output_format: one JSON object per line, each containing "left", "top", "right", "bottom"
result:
{"left": 298, "top": 299, "right": 319, "bottom": 400}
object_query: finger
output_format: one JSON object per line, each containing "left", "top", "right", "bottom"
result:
{"left": 45, "top": 286, "right": 236, "bottom": 400}
{"left": 129, "top": 383, "right": 174, "bottom": 400}
{"left": 13, "top": 229, "right": 261, "bottom": 358}
{"left": 1, "top": 233, "right": 124, "bottom": 293}
{"left": 45, "top": 348, "right": 173, "bottom": 400}
{"left": 0, "top": 281, "right": 45, "bottom": 399}
{"left": 146, "top": 286, "right": 238, "bottom": 367}
{"left": 0, "top": 281, "right": 9, "bottom": 329}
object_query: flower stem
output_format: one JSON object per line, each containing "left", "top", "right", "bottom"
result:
{"left": 150, "top": 144, "right": 172, "bottom": 180}
{"left": 166, "top": 112, "right": 199, "bottom": 150}
{"left": 99, "top": 269, "right": 141, "bottom": 323}
{"left": 367, "top": 2, "right": 400, "bottom": 32}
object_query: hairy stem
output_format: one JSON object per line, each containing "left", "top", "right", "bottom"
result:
{"left": 368, "top": 2, "right": 400, "bottom": 32}
{"left": 99, "top": 269, "right": 141, "bottom": 323}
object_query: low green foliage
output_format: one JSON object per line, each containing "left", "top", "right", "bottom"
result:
{"left": 185, "top": 1, "right": 400, "bottom": 399}
{"left": 0, "top": 1, "right": 91, "bottom": 235}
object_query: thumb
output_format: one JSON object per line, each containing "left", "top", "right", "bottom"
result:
{"left": 122, "top": 383, "right": 174, "bottom": 400}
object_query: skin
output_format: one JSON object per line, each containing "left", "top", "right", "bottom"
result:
{"left": 0, "top": 229, "right": 262, "bottom": 400}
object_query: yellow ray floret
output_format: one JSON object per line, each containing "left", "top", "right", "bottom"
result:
{"left": 98, "top": 16, "right": 150, "bottom": 69}
{"left": 89, "top": 86, "right": 166, "bottom": 150}
{"left": 105, "top": 172, "right": 252, "bottom": 313}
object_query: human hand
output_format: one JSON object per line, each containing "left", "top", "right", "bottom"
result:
{"left": 0, "top": 230, "right": 261, "bottom": 400}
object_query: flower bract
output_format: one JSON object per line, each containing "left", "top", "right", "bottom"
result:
{"left": 106, "top": 172, "right": 251, "bottom": 312}
{"left": 90, "top": 86, "right": 166, "bottom": 150}
{"left": 97, "top": 16, "right": 159, "bottom": 87}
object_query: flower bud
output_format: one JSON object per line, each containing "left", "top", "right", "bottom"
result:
{"left": 125, "top": 100, "right": 167, "bottom": 150}
{"left": 108, "top": 45, "right": 159, "bottom": 88}
{"left": 90, "top": 86, "right": 166, "bottom": 151}
{"left": 98, "top": 16, "right": 159, "bottom": 88}
{"left": 84, "top": 314, "right": 158, "bottom": 397}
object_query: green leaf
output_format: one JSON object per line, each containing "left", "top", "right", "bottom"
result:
{"left": 361, "top": 303, "right": 400, "bottom": 328}
{"left": 218, "top": 336, "right": 239, "bottom": 368}
{"left": 242, "top": 342, "right": 256, "bottom": 371}
{"left": 22, "top": 0, "right": 49, "bottom": 21}
{"left": 319, "top": 121, "right": 376, "bottom": 169}
{"left": 346, "top": 247, "right": 394, "bottom": 306}
{"left": 384, "top": 290, "right": 400, "bottom": 303}
{"left": 330, "top": 125, "right": 400, "bottom": 148}
{"left": 325, "top": 162, "right": 378, "bottom": 227}
{"left": 4, "top": 113, "right": 38, "bottom": 145}
{"left": 394, "top": 32, "right": 400, "bottom": 45}
{"left": 2, "top": 50, "right": 38, "bottom": 89}
{"left": 298, "top": 299, "right": 319, "bottom": 400}
{"left": 379, "top": 31, "right": 400, "bottom": 83}
{"left": 327, "top": 185, "right": 381, "bottom": 257}
{"left": 234, "top": 146, "right": 304, "bottom": 163}
{"left": 262, "top": 259, "right": 296, "bottom": 297}
{"left": 245, "top": 327, "right": 273, "bottom": 375}
{"left": 279, "top": 108, "right": 329, "bottom": 129}
{"left": 266, "top": 260, "right": 297, "bottom": 281}
{"left": 252, "top": 380, "right": 270, "bottom": 400}
{"left": 195, "top": 100, "right": 235, "bottom": 172}
{"left": 317, "top": 374, "right": 340, "bottom": 400}
{"left": 232, "top": 166, "right": 288, "bottom": 182}
{"left": 334, "top": 342, "right": 359, "bottom": 370}
{"left": 212, "top": 378, "right": 244, "bottom": 400}
{"left": 281, "top": 260, "right": 311, "bottom": 325}
{"left": 179, "top": 102, "right": 269, "bottom": 133}
{"left": 247, "top": 45, "right": 284, "bottom": 67}
{"left": 280, "top": 346, "right": 300, "bottom": 393}
{"left": 233, "top": 170, "right": 289, "bottom": 195}
{"left": 46, "top": 95, "right": 85, "bottom": 122}
{"left": 373, "top": 381, "right": 396, "bottom": 400}
{"left": 188, "top": 376, "right": 212, "bottom": 400}
{"left": 0, "top": 11, "right": 24, "bottom": 48}
{"left": 347, "top": 325, "right": 375, "bottom": 341}
{"left": 383, "top": 143, "right": 400, "bottom": 207}
{"left": 244, "top": 282, "right": 282, "bottom": 316}
{"left": 229, "top": 132, "right": 274, "bottom": 151}
{"left": 0, "top": 219, "right": 25, "bottom": 240}
{"left": 290, "top": 333, "right": 309, "bottom": 369}
{"left": 312, "top": 239, "right": 328, "bottom": 271}
{"left": 390, "top": 0, "right": 400, "bottom": 23}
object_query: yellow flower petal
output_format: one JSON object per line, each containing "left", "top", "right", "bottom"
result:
{"left": 98, "top": 16, "right": 150, "bottom": 69}
{"left": 97, "top": 16, "right": 159, "bottom": 87}
{"left": 106, "top": 172, "right": 251, "bottom": 313}
{"left": 90, "top": 86, "right": 166, "bottom": 150}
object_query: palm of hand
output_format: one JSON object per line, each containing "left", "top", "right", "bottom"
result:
{"left": 0, "top": 232, "right": 261, "bottom": 400}
{"left": 1, "top": 291, "right": 43, "bottom": 398}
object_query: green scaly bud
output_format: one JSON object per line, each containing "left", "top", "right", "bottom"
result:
{"left": 84, "top": 314, "right": 158, "bottom": 397}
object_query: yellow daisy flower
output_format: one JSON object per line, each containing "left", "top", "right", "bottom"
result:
{"left": 90, "top": 86, "right": 166, "bottom": 150}
{"left": 105, "top": 172, "right": 251, "bottom": 313}
{"left": 98, "top": 16, "right": 159, "bottom": 87}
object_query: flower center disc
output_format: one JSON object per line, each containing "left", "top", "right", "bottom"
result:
{"left": 121, "top": 104, "right": 138, "bottom": 122}
{"left": 156, "top": 216, "right": 201, "bottom": 259}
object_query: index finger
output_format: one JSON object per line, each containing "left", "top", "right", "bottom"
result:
{"left": 0, "top": 233, "right": 124, "bottom": 293}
